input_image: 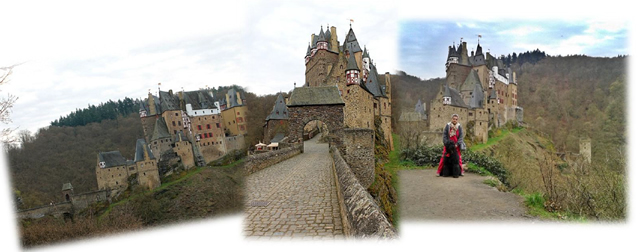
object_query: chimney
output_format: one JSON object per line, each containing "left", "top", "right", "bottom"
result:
{"left": 331, "top": 26, "right": 338, "bottom": 52}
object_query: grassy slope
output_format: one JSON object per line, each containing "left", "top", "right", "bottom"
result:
{"left": 100, "top": 159, "right": 244, "bottom": 225}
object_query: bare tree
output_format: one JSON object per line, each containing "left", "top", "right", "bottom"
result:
{"left": 1, "top": 64, "right": 19, "bottom": 144}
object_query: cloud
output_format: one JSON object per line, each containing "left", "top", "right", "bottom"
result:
{"left": 498, "top": 26, "right": 544, "bottom": 37}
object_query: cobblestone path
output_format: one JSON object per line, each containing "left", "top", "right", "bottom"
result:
{"left": 244, "top": 137, "right": 344, "bottom": 239}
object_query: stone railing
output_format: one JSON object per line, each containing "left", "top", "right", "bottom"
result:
{"left": 330, "top": 146, "right": 396, "bottom": 238}
{"left": 17, "top": 202, "right": 73, "bottom": 219}
{"left": 243, "top": 143, "right": 303, "bottom": 175}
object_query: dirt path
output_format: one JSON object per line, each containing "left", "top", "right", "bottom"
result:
{"left": 399, "top": 169, "right": 539, "bottom": 222}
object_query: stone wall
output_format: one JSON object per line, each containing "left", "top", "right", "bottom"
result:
{"left": 243, "top": 143, "right": 303, "bottom": 175}
{"left": 173, "top": 140, "right": 195, "bottom": 169}
{"left": 287, "top": 104, "right": 344, "bottom": 143}
{"left": 332, "top": 128, "right": 375, "bottom": 188}
{"left": 329, "top": 146, "right": 396, "bottom": 238}
{"left": 17, "top": 202, "right": 73, "bottom": 219}
{"left": 305, "top": 49, "right": 339, "bottom": 87}
{"left": 225, "top": 134, "right": 246, "bottom": 153}
{"left": 70, "top": 190, "right": 109, "bottom": 210}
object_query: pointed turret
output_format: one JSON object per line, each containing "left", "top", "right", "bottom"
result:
{"left": 343, "top": 26, "right": 362, "bottom": 54}
{"left": 317, "top": 26, "right": 326, "bottom": 42}
{"left": 443, "top": 84, "right": 452, "bottom": 105}
{"left": 345, "top": 53, "right": 360, "bottom": 86}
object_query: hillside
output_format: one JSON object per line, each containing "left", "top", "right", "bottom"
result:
{"left": 515, "top": 55, "right": 626, "bottom": 158}
{"left": 390, "top": 55, "right": 626, "bottom": 171}
{"left": 19, "top": 159, "right": 244, "bottom": 247}
{"left": 8, "top": 113, "right": 144, "bottom": 209}
{"left": 388, "top": 71, "right": 444, "bottom": 128}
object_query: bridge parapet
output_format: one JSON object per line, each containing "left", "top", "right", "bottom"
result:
{"left": 244, "top": 143, "right": 304, "bottom": 175}
{"left": 330, "top": 146, "right": 396, "bottom": 238}
{"left": 17, "top": 202, "right": 73, "bottom": 219}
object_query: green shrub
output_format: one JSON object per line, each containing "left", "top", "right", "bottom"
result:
{"left": 525, "top": 192, "right": 545, "bottom": 209}
{"left": 401, "top": 146, "right": 510, "bottom": 187}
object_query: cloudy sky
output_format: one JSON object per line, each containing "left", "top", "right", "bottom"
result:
{"left": 399, "top": 19, "right": 629, "bottom": 80}
{"left": 1, "top": 1, "right": 638, "bottom": 251}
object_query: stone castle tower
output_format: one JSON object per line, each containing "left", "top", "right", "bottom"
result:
{"left": 303, "top": 24, "right": 393, "bottom": 148}
{"left": 429, "top": 38, "right": 524, "bottom": 143}
{"left": 580, "top": 137, "right": 592, "bottom": 163}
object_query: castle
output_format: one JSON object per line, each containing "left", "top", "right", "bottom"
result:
{"left": 95, "top": 87, "right": 248, "bottom": 194}
{"left": 300, "top": 24, "right": 393, "bottom": 147}
{"left": 427, "top": 39, "right": 524, "bottom": 143}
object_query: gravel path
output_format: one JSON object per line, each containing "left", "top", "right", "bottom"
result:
{"left": 244, "top": 136, "right": 344, "bottom": 239}
{"left": 399, "top": 169, "right": 538, "bottom": 222}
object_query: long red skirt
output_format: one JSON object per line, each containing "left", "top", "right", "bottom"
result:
{"left": 436, "top": 146, "right": 464, "bottom": 175}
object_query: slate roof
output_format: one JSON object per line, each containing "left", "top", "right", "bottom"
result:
{"left": 226, "top": 88, "right": 244, "bottom": 108}
{"left": 139, "top": 100, "right": 150, "bottom": 115}
{"left": 317, "top": 26, "right": 327, "bottom": 42}
{"left": 270, "top": 133, "right": 286, "bottom": 143}
{"left": 266, "top": 93, "right": 289, "bottom": 121}
{"left": 443, "top": 85, "right": 467, "bottom": 108}
{"left": 158, "top": 91, "right": 181, "bottom": 112}
{"left": 343, "top": 27, "right": 362, "bottom": 53}
{"left": 461, "top": 70, "right": 482, "bottom": 92}
{"left": 311, "top": 34, "right": 318, "bottom": 49}
{"left": 469, "top": 82, "right": 485, "bottom": 109}
{"left": 183, "top": 90, "right": 218, "bottom": 110}
{"left": 98, "top": 151, "right": 128, "bottom": 168}
{"left": 415, "top": 99, "right": 424, "bottom": 114}
{"left": 364, "top": 64, "right": 385, "bottom": 97}
{"left": 62, "top": 183, "right": 73, "bottom": 191}
{"left": 134, "top": 138, "right": 155, "bottom": 163}
{"left": 288, "top": 86, "right": 345, "bottom": 107}
{"left": 151, "top": 117, "right": 171, "bottom": 141}
{"left": 346, "top": 52, "right": 359, "bottom": 71}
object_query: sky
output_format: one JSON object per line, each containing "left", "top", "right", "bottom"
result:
{"left": 1, "top": 0, "right": 639, "bottom": 251}
{"left": 399, "top": 20, "right": 629, "bottom": 80}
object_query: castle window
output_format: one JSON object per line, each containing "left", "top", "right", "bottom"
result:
{"left": 207, "top": 124, "right": 211, "bottom": 129}
{"left": 178, "top": 121, "right": 182, "bottom": 126}
{"left": 209, "top": 133, "right": 213, "bottom": 137}
{"left": 175, "top": 113, "right": 178, "bottom": 116}
{"left": 198, "top": 125, "right": 202, "bottom": 130}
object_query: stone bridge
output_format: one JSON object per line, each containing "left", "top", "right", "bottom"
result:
{"left": 17, "top": 202, "right": 74, "bottom": 219}
{"left": 16, "top": 189, "right": 109, "bottom": 220}
{"left": 243, "top": 134, "right": 396, "bottom": 239}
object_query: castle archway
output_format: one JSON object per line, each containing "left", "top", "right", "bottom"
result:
{"left": 286, "top": 87, "right": 345, "bottom": 144}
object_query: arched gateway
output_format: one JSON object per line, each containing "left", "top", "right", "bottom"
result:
{"left": 286, "top": 86, "right": 345, "bottom": 143}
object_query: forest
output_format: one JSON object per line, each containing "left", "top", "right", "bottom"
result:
{"left": 393, "top": 54, "right": 627, "bottom": 220}
{"left": 7, "top": 84, "right": 283, "bottom": 210}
